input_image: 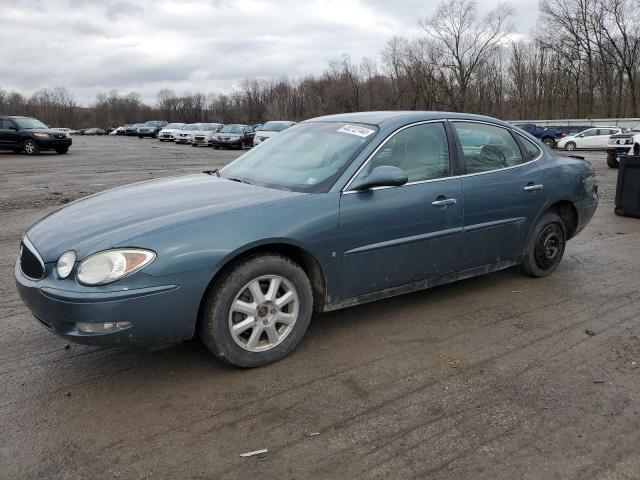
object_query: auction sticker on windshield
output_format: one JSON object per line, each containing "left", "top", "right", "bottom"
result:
{"left": 337, "top": 125, "right": 376, "bottom": 137}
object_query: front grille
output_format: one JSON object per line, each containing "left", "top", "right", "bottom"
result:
{"left": 195, "top": 136, "right": 205, "bottom": 141}
{"left": 55, "top": 134, "right": 66, "bottom": 139}
{"left": 20, "top": 241, "right": 44, "bottom": 279}
{"left": 162, "top": 134, "right": 171, "bottom": 138}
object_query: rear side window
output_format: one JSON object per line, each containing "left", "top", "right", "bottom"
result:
{"left": 454, "top": 122, "right": 524, "bottom": 174}
{"left": 366, "top": 122, "right": 450, "bottom": 183}
{"left": 519, "top": 136, "right": 541, "bottom": 161}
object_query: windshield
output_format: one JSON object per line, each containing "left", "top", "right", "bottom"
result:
{"left": 221, "top": 122, "right": 378, "bottom": 193}
{"left": 261, "top": 122, "right": 291, "bottom": 132}
{"left": 195, "top": 124, "right": 216, "bottom": 131}
{"left": 165, "top": 123, "right": 183, "bottom": 129}
{"left": 15, "top": 118, "right": 48, "bottom": 129}
{"left": 184, "top": 124, "right": 200, "bottom": 130}
{"left": 220, "top": 125, "right": 245, "bottom": 134}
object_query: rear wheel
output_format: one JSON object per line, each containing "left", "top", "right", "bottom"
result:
{"left": 138, "top": 135, "right": 143, "bottom": 139}
{"left": 615, "top": 206, "right": 625, "bottom": 216}
{"left": 200, "top": 254, "right": 313, "bottom": 367}
{"left": 522, "top": 212, "right": 566, "bottom": 278}
{"left": 607, "top": 153, "right": 619, "bottom": 169}
{"left": 542, "top": 137, "right": 556, "bottom": 148}
{"left": 565, "top": 142, "right": 576, "bottom": 151}
{"left": 23, "top": 139, "right": 40, "bottom": 155}
{"left": 191, "top": 143, "right": 198, "bottom": 147}
{"left": 55, "top": 147, "right": 69, "bottom": 154}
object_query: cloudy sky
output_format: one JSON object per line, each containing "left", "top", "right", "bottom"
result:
{"left": 0, "top": 0, "right": 537, "bottom": 106}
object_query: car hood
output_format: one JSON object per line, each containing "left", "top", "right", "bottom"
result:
{"left": 26, "top": 174, "right": 300, "bottom": 262}
{"left": 610, "top": 132, "right": 637, "bottom": 139}
{"left": 24, "top": 128, "right": 69, "bottom": 135}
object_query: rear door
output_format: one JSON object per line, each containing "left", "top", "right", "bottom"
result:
{"left": 0, "top": 119, "right": 20, "bottom": 148}
{"left": 452, "top": 121, "right": 548, "bottom": 271}
{"left": 338, "top": 121, "right": 463, "bottom": 299}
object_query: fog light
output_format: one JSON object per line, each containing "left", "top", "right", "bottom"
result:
{"left": 76, "top": 321, "right": 131, "bottom": 333}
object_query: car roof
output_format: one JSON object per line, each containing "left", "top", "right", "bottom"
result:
{"left": 304, "top": 111, "right": 512, "bottom": 128}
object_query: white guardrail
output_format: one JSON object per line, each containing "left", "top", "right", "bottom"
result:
{"left": 513, "top": 118, "right": 640, "bottom": 129}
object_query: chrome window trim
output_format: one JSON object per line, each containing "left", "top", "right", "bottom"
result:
{"left": 21, "top": 236, "right": 45, "bottom": 280}
{"left": 342, "top": 118, "right": 543, "bottom": 194}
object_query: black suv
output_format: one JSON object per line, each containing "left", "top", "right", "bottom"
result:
{"left": 0, "top": 116, "right": 72, "bottom": 155}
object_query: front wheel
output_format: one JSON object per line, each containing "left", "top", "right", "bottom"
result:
{"left": 522, "top": 212, "right": 566, "bottom": 278}
{"left": 55, "top": 147, "right": 69, "bottom": 154}
{"left": 607, "top": 153, "right": 619, "bottom": 169}
{"left": 565, "top": 142, "right": 576, "bottom": 151}
{"left": 200, "top": 254, "right": 313, "bottom": 367}
{"left": 23, "top": 139, "right": 40, "bottom": 155}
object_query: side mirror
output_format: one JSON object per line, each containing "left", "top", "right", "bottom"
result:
{"left": 349, "top": 165, "right": 408, "bottom": 191}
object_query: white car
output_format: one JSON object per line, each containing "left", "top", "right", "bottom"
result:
{"left": 252, "top": 121, "right": 296, "bottom": 146}
{"left": 175, "top": 123, "right": 203, "bottom": 144}
{"left": 52, "top": 128, "right": 77, "bottom": 136}
{"left": 557, "top": 126, "right": 622, "bottom": 151}
{"left": 606, "top": 126, "right": 640, "bottom": 168}
{"left": 158, "top": 123, "right": 185, "bottom": 142}
{"left": 190, "top": 123, "right": 224, "bottom": 147}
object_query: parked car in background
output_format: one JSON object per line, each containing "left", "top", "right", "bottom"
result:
{"left": 52, "top": 128, "right": 78, "bottom": 135}
{"left": 212, "top": 124, "right": 255, "bottom": 149}
{"left": 175, "top": 123, "right": 201, "bottom": 144}
{"left": 0, "top": 115, "right": 72, "bottom": 155}
{"left": 191, "top": 123, "right": 224, "bottom": 147}
{"left": 251, "top": 123, "right": 263, "bottom": 131}
{"left": 83, "top": 128, "right": 105, "bottom": 136}
{"left": 158, "top": 123, "right": 185, "bottom": 141}
{"left": 14, "top": 111, "right": 598, "bottom": 367}
{"left": 253, "top": 121, "right": 296, "bottom": 146}
{"left": 512, "top": 123, "right": 566, "bottom": 148}
{"left": 137, "top": 120, "right": 167, "bottom": 138}
{"left": 606, "top": 126, "right": 640, "bottom": 168}
{"left": 109, "top": 126, "right": 127, "bottom": 135}
{"left": 546, "top": 125, "right": 592, "bottom": 137}
{"left": 125, "top": 124, "right": 143, "bottom": 136}
{"left": 557, "top": 126, "right": 621, "bottom": 151}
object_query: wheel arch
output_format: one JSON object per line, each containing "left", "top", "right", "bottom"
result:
{"left": 195, "top": 241, "right": 328, "bottom": 335}
{"left": 545, "top": 200, "right": 579, "bottom": 239}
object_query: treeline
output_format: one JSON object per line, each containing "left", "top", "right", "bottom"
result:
{"left": 1, "top": 0, "right": 639, "bottom": 129}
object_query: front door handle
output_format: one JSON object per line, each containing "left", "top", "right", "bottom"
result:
{"left": 523, "top": 183, "right": 544, "bottom": 191}
{"left": 432, "top": 198, "right": 457, "bottom": 207}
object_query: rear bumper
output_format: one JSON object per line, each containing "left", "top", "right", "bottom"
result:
{"left": 15, "top": 260, "right": 212, "bottom": 346}
{"left": 212, "top": 139, "right": 242, "bottom": 147}
{"left": 575, "top": 195, "right": 598, "bottom": 236}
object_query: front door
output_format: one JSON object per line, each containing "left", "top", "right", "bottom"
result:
{"left": 338, "top": 121, "right": 463, "bottom": 299}
{"left": 452, "top": 121, "right": 548, "bottom": 270}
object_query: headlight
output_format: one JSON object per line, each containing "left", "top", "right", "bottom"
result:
{"left": 33, "top": 132, "right": 50, "bottom": 138}
{"left": 76, "top": 249, "right": 156, "bottom": 285}
{"left": 56, "top": 250, "right": 76, "bottom": 279}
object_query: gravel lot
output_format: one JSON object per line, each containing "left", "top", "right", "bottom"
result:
{"left": 1, "top": 136, "right": 639, "bottom": 479}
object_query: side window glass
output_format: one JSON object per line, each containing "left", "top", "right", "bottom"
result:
{"left": 582, "top": 129, "right": 597, "bottom": 137}
{"left": 519, "top": 136, "right": 541, "bottom": 161}
{"left": 362, "top": 122, "right": 450, "bottom": 183}
{"left": 454, "top": 122, "right": 524, "bottom": 174}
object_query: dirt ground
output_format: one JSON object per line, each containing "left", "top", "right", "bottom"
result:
{"left": 1, "top": 136, "right": 639, "bottom": 479}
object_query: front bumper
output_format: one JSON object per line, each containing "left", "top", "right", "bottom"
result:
{"left": 192, "top": 136, "right": 212, "bottom": 146}
{"left": 607, "top": 146, "right": 631, "bottom": 156}
{"left": 175, "top": 136, "right": 191, "bottom": 144}
{"left": 15, "top": 259, "right": 212, "bottom": 346}
{"left": 35, "top": 137, "right": 72, "bottom": 150}
{"left": 212, "top": 138, "right": 242, "bottom": 147}
{"left": 137, "top": 130, "right": 156, "bottom": 137}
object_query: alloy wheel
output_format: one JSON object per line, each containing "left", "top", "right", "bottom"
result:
{"left": 228, "top": 275, "right": 299, "bottom": 352}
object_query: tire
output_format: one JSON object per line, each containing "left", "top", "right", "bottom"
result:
{"left": 213, "top": 146, "right": 219, "bottom": 149}
{"left": 614, "top": 206, "right": 625, "bottom": 216}
{"left": 565, "top": 142, "right": 576, "bottom": 151}
{"left": 200, "top": 253, "right": 313, "bottom": 368}
{"left": 138, "top": 135, "right": 143, "bottom": 139}
{"left": 23, "top": 139, "right": 40, "bottom": 155}
{"left": 191, "top": 143, "right": 198, "bottom": 147}
{"left": 607, "top": 153, "right": 619, "bottom": 169}
{"left": 239, "top": 140, "right": 246, "bottom": 150}
{"left": 159, "top": 139, "right": 164, "bottom": 142}
{"left": 55, "top": 147, "right": 69, "bottom": 154}
{"left": 542, "top": 137, "right": 556, "bottom": 148}
{"left": 521, "top": 212, "right": 567, "bottom": 278}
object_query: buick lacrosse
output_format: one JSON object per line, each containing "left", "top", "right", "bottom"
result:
{"left": 15, "top": 112, "right": 598, "bottom": 367}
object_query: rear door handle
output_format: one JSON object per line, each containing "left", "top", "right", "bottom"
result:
{"left": 432, "top": 198, "right": 457, "bottom": 207}
{"left": 523, "top": 183, "right": 544, "bottom": 191}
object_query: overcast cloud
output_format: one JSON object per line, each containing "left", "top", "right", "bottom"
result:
{"left": 0, "top": 0, "right": 537, "bottom": 105}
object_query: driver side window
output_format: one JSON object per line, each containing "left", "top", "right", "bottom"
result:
{"left": 362, "top": 122, "right": 450, "bottom": 183}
